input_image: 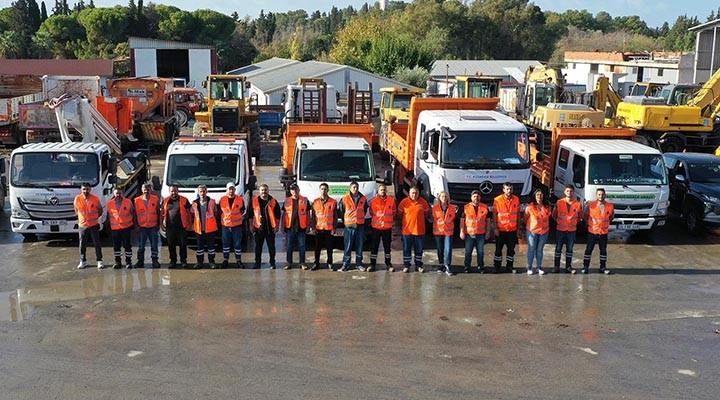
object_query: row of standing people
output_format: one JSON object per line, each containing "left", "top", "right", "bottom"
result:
{"left": 74, "top": 180, "right": 614, "bottom": 275}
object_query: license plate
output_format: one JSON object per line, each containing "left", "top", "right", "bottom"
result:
{"left": 618, "top": 224, "right": 639, "bottom": 230}
{"left": 42, "top": 220, "right": 67, "bottom": 226}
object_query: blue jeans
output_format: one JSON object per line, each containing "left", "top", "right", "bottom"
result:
{"left": 526, "top": 231, "right": 548, "bottom": 269}
{"left": 435, "top": 235, "right": 452, "bottom": 266}
{"left": 222, "top": 226, "right": 243, "bottom": 261}
{"left": 554, "top": 230, "right": 576, "bottom": 269}
{"left": 464, "top": 234, "right": 485, "bottom": 268}
{"left": 286, "top": 229, "right": 306, "bottom": 264}
{"left": 137, "top": 226, "right": 159, "bottom": 261}
{"left": 402, "top": 234, "right": 424, "bottom": 267}
{"left": 343, "top": 225, "right": 365, "bottom": 266}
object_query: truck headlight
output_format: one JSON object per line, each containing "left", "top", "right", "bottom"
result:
{"left": 701, "top": 194, "right": 720, "bottom": 205}
{"left": 653, "top": 201, "right": 669, "bottom": 216}
{"left": 12, "top": 208, "right": 30, "bottom": 219}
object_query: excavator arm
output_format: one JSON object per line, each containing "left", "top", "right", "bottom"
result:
{"left": 687, "top": 67, "right": 720, "bottom": 118}
{"left": 594, "top": 76, "right": 623, "bottom": 113}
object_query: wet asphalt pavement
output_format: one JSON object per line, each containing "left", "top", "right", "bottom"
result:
{"left": 0, "top": 140, "right": 719, "bottom": 399}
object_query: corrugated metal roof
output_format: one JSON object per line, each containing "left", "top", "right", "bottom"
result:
{"left": 0, "top": 59, "right": 113, "bottom": 77}
{"left": 247, "top": 61, "right": 347, "bottom": 92}
{"left": 430, "top": 60, "right": 542, "bottom": 81}
{"left": 128, "top": 36, "right": 214, "bottom": 50}
{"left": 227, "top": 57, "right": 300, "bottom": 75}
{"left": 689, "top": 18, "right": 720, "bottom": 32}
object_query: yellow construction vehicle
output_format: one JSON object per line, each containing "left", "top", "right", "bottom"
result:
{"left": 194, "top": 75, "right": 261, "bottom": 156}
{"left": 378, "top": 86, "right": 424, "bottom": 154}
{"left": 454, "top": 75, "right": 502, "bottom": 98}
{"left": 616, "top": 67, "right": 720, "bottom": 152}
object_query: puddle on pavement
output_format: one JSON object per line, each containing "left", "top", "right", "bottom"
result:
{"left": 0, "top": 270, "right": 211, "bottom": 322}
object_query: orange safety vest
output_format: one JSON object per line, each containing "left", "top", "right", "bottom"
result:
{"left": 252, "top": 196, "right": 278, "bottom": 230}
{"left": 462, "top": 202, "right": 489, "bottom": 235}
{"left": 432, "top": 203, "right": 457, "bottom": 236}
{"left": 219, "top": 195, "right": 245, "bottom": 227}
{"left": 370, "top": 195, "right": 396, "bottom": 230}
{"left": 283, "top": 195, "right": 309, "bottom": 229}
{"left": 107, "top": 197, "right": 133, "bottom": 230}
{"left": 587, "top": 201, "right": 614, "bottom": 235}
{"left": 398, "top": 197, "right": 430, "bottom": 235}
{"left": 342, "top": 194, "right": 367, "bottom": 225}
{"left": 162, "top": 196, "right": 192, "bottom": 230}
{"left": 555, "top": 199, "right": 582, "bottom": 232}
{"left": 192, "top": 198, "right": 218, "bottom": 234}
{"left": 493, "top": 194, "right": 520, "bottom": 232}
{"left": 74, "top": 194, "right": 101, "bottom": 228}
{"left": 312, "top": 197, "right": 337, "bottom": 231}
{"left": 525, "top": 203, "right": 550, "bottom": 235}
{"left": 134, "top": 195, "right": 160, "bottom": 228}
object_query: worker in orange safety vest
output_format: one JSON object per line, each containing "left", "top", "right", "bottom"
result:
{"left": 582, "top": 188, "right": 615, "bottom": 275}
{"left": 74, "top": 182, "right": 104, "bottom": 270}
{"left": 309, "top": 182, "right": 337, "bottom": 270}
{"left": 191, "top": 184, "right": 220, "bottom": 269}
{"left": 281, "top": 182, "right": 310, "bottom": 270}
{"left": 107, "top": 187, "right": 134, "bottom": 269}
{"left": 460, "top": 190, "right": 490, "bottom": 274}
{"left": 552, "top": 184, "right": 582, "bottom": 274}
{"left": 134, "top": 183, "right": 162, "bottom": 269}
{"left": 492, "top": 182, "right": 520, "bottom": 274}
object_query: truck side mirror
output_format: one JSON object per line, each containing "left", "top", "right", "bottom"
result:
{"left": 419, "top": 130, "right": 429, "bottom": 151}
{"left": 248, "top": 175, "right": 257, "bottom": 191}
{"left": 535, "top": 151, "right": 544, "bottom": 162}
{"left": 0, "top": 176, "right": 6, "bottom": 196}
{"left": 675, "top": 174, "right": 685, "bottom": 182}
{"left": 384, "top": 170, "right": 392, "bottom": 185}
{"left": 108, "top": 175, "right": 117, "bottom": 185}
{"left": 419, "top": 150, "right": 429, "bottom": 160}
{"left": 108, "top": 158, "right": 117, "bottom": 173}
{"left": 245, "top": 81, "right": 251, "bottom": 89}
{"left": 201, "top": 81, "right": 207, "bottom": 89}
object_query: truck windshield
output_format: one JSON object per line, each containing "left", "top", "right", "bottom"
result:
{"left": 11, "top": 152, "right": 98, "bottom": 188}
{"left": 392, "top": 95, "right": 412, "bottom": 109}
{"left": 210, "top": 79, "right": 243, "bottom": 101}
{"left": 441, "top": 130, "right": 530, "bottom": 169}
{"left": 167, "top": 154, "right": 240, "bottom": 187}
{"left": 466, "top": 80, "right": 499, "bottom": 98}
{"left": 300, "top": 150, "right": 373, "bottom": 182}
{"left": 589, "top": 154, "right": 668, "bottom": 185}
{"left": 688, "top": 163, "right": 720, "bottom": 184}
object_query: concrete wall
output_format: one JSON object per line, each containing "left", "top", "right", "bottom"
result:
{"left": 188, "top": 49, "right": 212, "bottom": 95}
{"left": 134, "top": 49, "right": 157, "bottom": 77}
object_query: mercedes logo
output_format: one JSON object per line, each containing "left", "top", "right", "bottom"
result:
{"left": 479, "top": 181, "right": 493, "bottom": 195}
{"left": 47, "top": 197, "right": 59, "bottom": 206}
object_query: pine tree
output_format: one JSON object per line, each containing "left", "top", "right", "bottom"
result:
{"left": 27, "top": 0, "right": 41, "bottom": 30}
{"left": 40, "top": 1, "right": 48, "bottom": 21}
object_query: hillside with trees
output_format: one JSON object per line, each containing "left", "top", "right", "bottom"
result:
{"left": 1, "top": 0, "right": 718, "bottom": 85}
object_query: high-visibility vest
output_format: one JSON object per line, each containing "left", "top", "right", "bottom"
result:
{"left": 134, "top": 195, "right": 159, "bottom": 228}
{"left": 283, "top": 195, "right": 308, "bottom": 229}
{"left": 370, "top": 195, "right": 396, "bottom": 230}
{"left": 252, "top": 196, "right": 278, "bottom": 230}
{"left": 342, "top": 194, "right": 366, "bottom": 225}
{"left": 312, "top": 197, "right": 337, "bottom": 231}
{"left": 192, "top": 198, "right": 218, "bottom": 234}
{"left": 462, "top": 202, "right": 488, "bottom": 235}
{"left": 432, "top": 203, "right": 457, "bottom": 236}
{"left": 162, "top": 196, "right": 191, "bottom": 230}
{"left": 74, "top": 194, "right": 101, "bottom": 228}
{"left": 107, "top": 197, "right": 133, "bottom": 230}
{"left": 493, "top": 194, "right": 520, "bottom": 232}
{"left": 525, "top": 203, "right": 550, "bottom": 235}
{"left": 398, "top": 197, "right": 430, "bottom": 235}
{"left": 587, "top": 201, "right": 614, "bottom": 235}
{"left": 555, "top": 199, "right": 582, "bottom": 232}
{"left": 219, "top": 195, "right": 245, "bottom": 227}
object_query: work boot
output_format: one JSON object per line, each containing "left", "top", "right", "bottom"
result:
{"left": 113, "top": 257, "right": 122, "bottom": 270}
{"left": 565, "top": 267, "right": 575, "bottom": 274}
{"left": 581, "top": 267, "right": 589, "bottom": 274}
{"left": 77, "top": 260, "right": 87, "bottom": 269}
{"left": 386, "top": 264, "right": 394, "bottom": 272}
{"left": 237, "top": 261, "right": 245, "bottom": 269}
{"left": 181, "top": 262, "right": 188, "bottom": 269}
{"left": 210, "top": 262, "right": 218, "bottom": 269}
{"left": 402, "top": 266, "right": 410, "bottom": 273}
{"left": 310, "top": 263, "right": 319, "bottom": 271}
{"left": 507, "top": 266, "right": 515, "bottom": 274}
{"left": 134, "top": 260, "right": 145, "bottom": 269}
{"left": 339, "top": 264, "right": 349, "bottom": 272}
{"left": 599, "top": 267, "right": 612, "bottom": 275}
{"left": 168, "top": 262, "right": 178, "bottom": 269}
{"left": 300, "top": 264, "right": 309, "bottom": 270}
{"left": 416, "top": 266, "right": 424, "bottom": 273}
{"left": 254, "top": 262, "right": 261, "bottom": 269}
{"left": 357, "top": 265, "right": 367, "bottom": 272}
{"left": 477, "top": 266, "right": 485, "bottom": 274}
{"left": 193, "top": 256, "right": 204, "bottom": 269}
{"left": 151, "top": 258, "right": 161, "bottom": 269}
{"left": 367, "top": 265, "right": 375, "bottom": 272}
{"left": 284, "top": 264, "right": 292, "bottom": 270}
{"left": 125, "top": 258, "right": 133, "bottom": 269}
{"left": 221, "top": 260, "right": 229, "bottom": 269}
{"left": 97, "top": 260, "right": 105, "bottom": 270}
{"left": 445, "top": 265, "right": 455, "bottom": 276}
{"left": 269, "top": 263, "right": 277, "bottom": 270}
{"left": 552, "top": 266, "right": 560, "bottom": 273}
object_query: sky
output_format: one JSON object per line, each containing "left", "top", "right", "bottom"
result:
{"left": 1, "top": 0, "right": 715, "bottom": 29}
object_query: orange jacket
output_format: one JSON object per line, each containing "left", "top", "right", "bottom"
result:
{"left": 461, "top": 202, "right": 489, "bottom": 235}
{"left": 398, "top": 197, "right": 430, "bottom": 235}
{"left": 107, "top": 197, "right": 133, "bottom": 230}
{"left": 342, "top": 194, "right": 367, "bottom": 225}
{"left": 283, "top": 195, "right": 309, "bottom": 229}
{"left": 74, "top": 194, "right": 101, "bottom": 228}
{"left": 252, "top": 196, "right": 278, "bottom": 230}
{"left": 554, "top": 199, "right": 582, "bottom": 232}
{"left": 219, "top": 195, "right": 245, "bottom": 227}
{"left": 525, "top": 203, "right": 550, "bottom": 235}
{"left": 134, "top": 195, "right": 160, "bottom": 228}
{"left": 586, "top": 201, "right": 614, "bottom": 235}
{"left": 162, "top": 196, "right": 192, "bottom": 230}
{"left": 493, "top": 194, "right": 520, "bottom": 232}
{"left": 369, "top": 195, "right": 396, "bottom": 230}
{"left": 192, "top": 198, "right": 218, "bottom": 234}
{"left": 432, "top": 203, "right": 457, "bottom": 236}
{"left": 312, "top": 197, "right": 337, "bottom": 231}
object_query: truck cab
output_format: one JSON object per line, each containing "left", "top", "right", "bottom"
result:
{"left": 378, "top": 86, "right": 424, "bottom": 153}
{"left": 551, "top": 139, "right": 669, "bottom": 231}
{"left": 9, "top": 142, "right": 118, "bottom": 237}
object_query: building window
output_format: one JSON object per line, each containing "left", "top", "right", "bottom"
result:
{"left": 658, "top": 68, "right": 664, "bottom": 77}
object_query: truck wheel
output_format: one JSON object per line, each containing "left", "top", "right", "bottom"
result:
{"left": 684, "top": 208, "right": 703, "bottom": 235}
{"left": 21, "top": 233, "right": 37, "bottom": 241}
{"left": 151, "top": 175, "right": 161, "bottom": 191}
{"left": 660, "top": 137, "right": 684, "bottom": 153}
{"left": 393, "top": 167, "right": 406, "bottom": 202}
{"left": 249, "top": 123, "right": 262, "bottom": 157}
{"left": 175, "top": 109, "right": 189, "bottom": 127}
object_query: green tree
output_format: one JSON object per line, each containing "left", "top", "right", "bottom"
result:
{"left": 34, "top": 12, "right": 85, "bottom": 58}
{"left": 0, "top": 30, "right": 22, "bottom": 58}
{"left": 392, "top": 65, "right": 429, "bottom": 88}
{"left": 40, "top": 1, "right": 47, "bottom": 21}
{"left": 76, "top": 6, "right": 128, "bottom": 57}
{"left": 157, "top": 10, "right": 196, "bottom": 42}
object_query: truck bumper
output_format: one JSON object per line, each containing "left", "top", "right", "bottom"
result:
{"left": 11, "top": 218, "right": 87, "bottom": 234}
{"left": 610, "top": 216, "right": 665, "bottom": 231}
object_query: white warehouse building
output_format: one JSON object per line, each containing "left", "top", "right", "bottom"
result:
{"left": 227, "top": 58, "right": 415, "bottom": 105}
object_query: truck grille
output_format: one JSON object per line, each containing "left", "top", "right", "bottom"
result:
{"left": 212, "top": 107, "right": 240, "bottom": 133}
{"left": 20, "top": 198, "right": 77, "bottom": 220}
{"left": 447, "top": 182, "right": 524, "bottom": 205}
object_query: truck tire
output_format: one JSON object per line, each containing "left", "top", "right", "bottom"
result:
{"left": 393, "top": 167, "right": 406, "bottom": 202}
{"left": 660, "top": 137, "right": 684, "bottom": 153}
{"left": 249, "top": 122, "right": 262, "bottom": 157}
{"left": 151, "top": 175, "right": 162, "bottom": 191}
{"left": 175, "top": 109, "right": 189, "bottom": 127}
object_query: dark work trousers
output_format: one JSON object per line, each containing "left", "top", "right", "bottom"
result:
{"left": 370, "top": 228, "right": 392, "bottom": 266}
{"left": 196, "top": 231, "right": 216, "bottom": 263}
{"left": 79, "top": 225, "right": 103, "bottom": 262}
{"left": 166, "top": 225, "right": 188, "bottom": 264}
{"left": 111, "top": 227, "right": 132, "bottom": 263}
{"left": 554, "top": 230, "right": 576, "bottom": 269}
{"left": 254, "top": 230, "right": 276, "bottom": 266}
{"left": 314, "top": 230, "right": 334, "bottom": 266}
{"left": 494, "top": 230, "right": 517, "bottom": 271}
{"left": 583, "top": 233, "right": 608, "bottom": 269}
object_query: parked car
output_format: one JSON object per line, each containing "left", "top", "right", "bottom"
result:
{"left": 663, "top": 152, "right": 720, "bottom": 234}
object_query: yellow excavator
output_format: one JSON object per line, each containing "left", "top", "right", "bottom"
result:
{"left": 616, "top": 67, "right": 720, "bottom": 152}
